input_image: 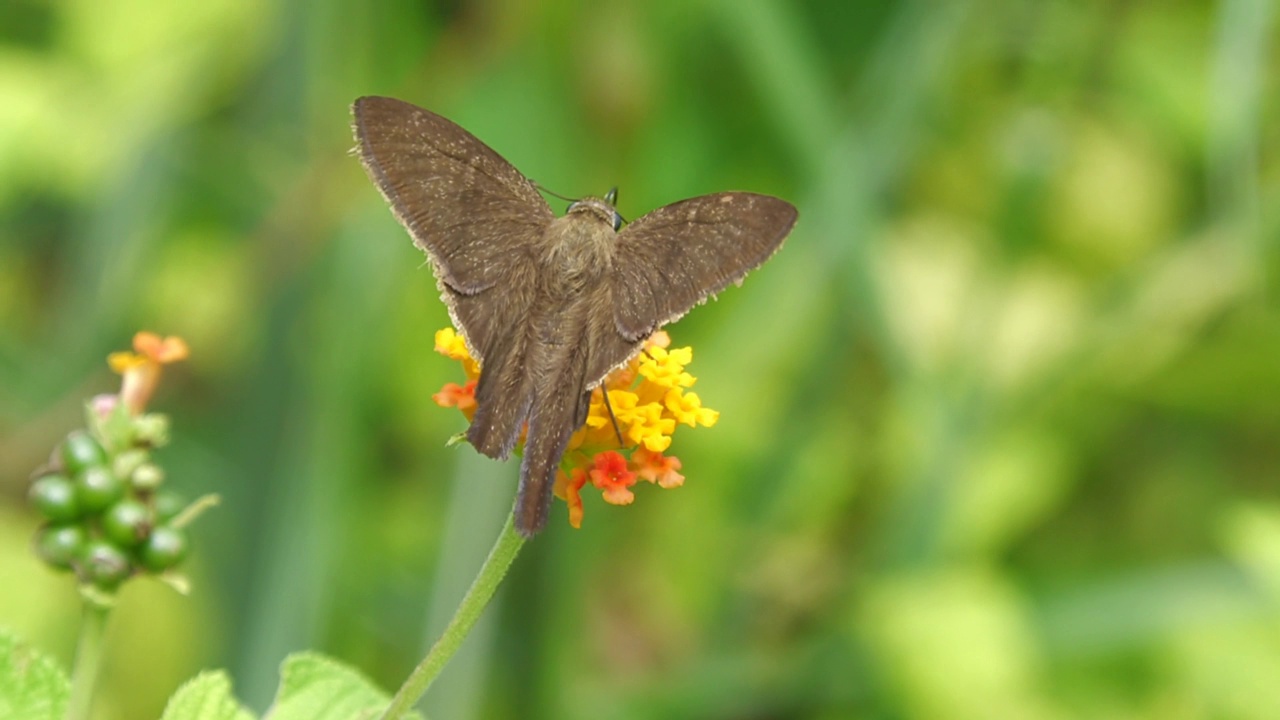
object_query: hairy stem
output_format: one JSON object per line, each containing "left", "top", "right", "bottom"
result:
{"left": 380, "top": 514, "right": 525, "bottom": 720}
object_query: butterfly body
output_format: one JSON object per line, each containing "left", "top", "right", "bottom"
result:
{"left": 352, "top": 96, "right": 796, "bottom": 536}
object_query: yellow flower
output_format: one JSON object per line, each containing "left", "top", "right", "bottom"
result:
{"left": 597, "top": 389, "right": 641, "bottom": 427}
{"left": 434, "top": 328, "right": 481, "bottom": 379}
{"left": 664, "top": 389, "right": 719, "bottom": 428}
{"left": 637, "top": 346, "right": 695, "bottom": 389}
{"left": 624, "top": 402, "right": 675, "bottom": 452}
{"left": 107, "top": 332, "right": 188, "bottom": 414}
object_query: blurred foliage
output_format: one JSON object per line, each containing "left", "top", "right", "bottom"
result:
{"left": 2, "top": 0, "right": 1279, "bottom": 718}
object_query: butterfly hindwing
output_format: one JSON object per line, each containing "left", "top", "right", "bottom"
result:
{"left": 584, "top": 192, "right": 797, "bottom": 385}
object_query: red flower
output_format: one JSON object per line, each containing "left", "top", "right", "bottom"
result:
{"left": 589, "top": 451, "right": 637, "bottom": 505}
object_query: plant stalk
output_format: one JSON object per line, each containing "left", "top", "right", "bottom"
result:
{"left": 380, "top": 514, "right": 525, "bottom": 720}
{"left": 66, "top": 600, "right": 111, "bottom": 720}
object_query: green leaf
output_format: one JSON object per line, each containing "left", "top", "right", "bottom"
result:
{"left": 267, "top": 653, "right": 421, "bottom": 720}
{"left": 0, "top": 629, "right": 71, "bottom": 720}
{"left": 160, "top": 670, "right": 254, "bottom": 720}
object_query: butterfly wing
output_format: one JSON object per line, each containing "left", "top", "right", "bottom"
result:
{"left": 585, "top": 192, "right": 797, "bottom": 383}
{"left": 352, "top": 96, "right": 553, "bottom": 365}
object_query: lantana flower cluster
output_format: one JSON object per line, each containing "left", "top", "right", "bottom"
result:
{"left": 432, "top": 328, "right": 719, "bottom": 528}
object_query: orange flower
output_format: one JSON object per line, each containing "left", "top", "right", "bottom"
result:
{"left": 433, "top": 379, "right": 478, "bottom": 420}
{"left": 554, "top": 467, "right": 589, "bottom": 529}
{"left": 631, "top": 448, "right": 684, "bottom": 489}
{"left": 589, "top": 451, "right": 637, "bottom": 505}
{"left": 133, "top": 332, "right": 190, "bottom": 364}
{"left": 107, "top": 332, "right": 189, "bottom": 414}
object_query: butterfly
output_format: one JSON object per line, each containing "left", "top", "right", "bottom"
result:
{"left": 352, "top": 96, "right": 797, "bottom": 536}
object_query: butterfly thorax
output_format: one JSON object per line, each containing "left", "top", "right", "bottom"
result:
{"left": 542, "top": 205, "right": 616, "bottom": 283}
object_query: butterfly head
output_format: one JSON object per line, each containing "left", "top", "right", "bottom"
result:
{"left": 567, "top": 187, "right": 622, "bottom": 231}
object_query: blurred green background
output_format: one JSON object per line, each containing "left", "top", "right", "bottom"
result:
{"left": 3, "top": 0, "right": 1280, "bottom": 718}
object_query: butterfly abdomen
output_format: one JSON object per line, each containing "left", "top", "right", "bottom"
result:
{"left": 514, "top": 337, "right": 594, "bottom": 537}
{"left": 467, "top": 284, "right": 590, "bottom": 461}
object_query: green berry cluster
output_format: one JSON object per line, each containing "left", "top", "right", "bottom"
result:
{"left": 30, "top": 416, "right": 190, "bottom": 592}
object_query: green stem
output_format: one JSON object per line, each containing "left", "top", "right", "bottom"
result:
{"left": 380, "top": 514, "right": 525, "bottom": 720}
{"left": 66, "top": 600, "right": 111, "bottom": 720}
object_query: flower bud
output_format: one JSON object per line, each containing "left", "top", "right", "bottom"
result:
{"left": 131, "top": 462, "right": 166, "bottom": 491}
{"left": 132, "top": 413, "right": 170, "bottom": 447}
{"left": 112, "top": 449, "right": 150, "bottom": 481}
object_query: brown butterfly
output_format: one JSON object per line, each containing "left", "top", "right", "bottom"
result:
{"left": 352, "top": 96, "right": 797, "bottom": 537}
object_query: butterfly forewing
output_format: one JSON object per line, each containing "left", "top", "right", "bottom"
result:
{"left": 610, "top": 191, "right": 795, "bottom": 331}
{"left": 352, "top": 96, "right": 552, "bottom": 363}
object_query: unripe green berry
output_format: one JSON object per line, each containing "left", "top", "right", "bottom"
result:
{"left": 153, "top": 491, "right": 187, "bottom": 522}
{"left": 60, "top": 430, "right": 107, "bottom": 474}
{"left": 140, "top": 525, "right": 189, "bottom": 572}
{"left": 102, "top": 500, "right": 152, "bottom": 547}
{"left": 35, "top": 524, "right": 87, "bottom": 570}
{"left": 29, "top": 474, "right": 80, "bottom": 522}
{"left": 80, "top": 540, "right": 132, "bottom": 589}
{"left": 75, "top": 466, "right": 125, "bottom": 513}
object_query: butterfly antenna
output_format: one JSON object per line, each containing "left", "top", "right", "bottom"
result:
{"left": 533, "top": 183, "right": 577, "bottom": 203}
{"left": 536, "top": 183, "right": 625, "bottom": 208}
{"left": 536, "top": 182, "right": 628, "bottom": 225}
